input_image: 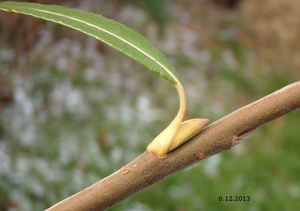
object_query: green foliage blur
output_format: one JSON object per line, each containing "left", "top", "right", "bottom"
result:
{"left": 0, "top": 0, "right": 299, "bottom": 210}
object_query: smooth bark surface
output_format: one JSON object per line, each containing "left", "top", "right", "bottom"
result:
{"left": 47, "top": 81, "right": 300, "bottom": 211}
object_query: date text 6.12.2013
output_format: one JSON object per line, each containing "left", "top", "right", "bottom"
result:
{"left": 218, "top": 195, "right": 250, "bottom": 202}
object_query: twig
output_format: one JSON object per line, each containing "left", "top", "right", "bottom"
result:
{"left": 47, "top": 81, "right": 300, "bottom": 211}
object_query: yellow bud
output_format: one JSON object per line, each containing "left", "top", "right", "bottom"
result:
{"left": 147, "top": 118, "right": 209, "bottom": 156}
{"left": 169, "top": 118, "right": 209, "bottom": 151}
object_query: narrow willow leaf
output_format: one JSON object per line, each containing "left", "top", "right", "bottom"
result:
{"left": 0, "top": 1, "right": 178, "bottom": 83}
{"left": 0, "top": 1, "right": 199, "bottom": 156}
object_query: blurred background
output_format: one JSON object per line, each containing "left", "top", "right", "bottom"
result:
{"left": 0, "top": 0, "right": 300, "bottom": 210}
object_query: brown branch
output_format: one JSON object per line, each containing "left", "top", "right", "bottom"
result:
{"left": 47, "top": 81, "right": 300, "bottom": 211}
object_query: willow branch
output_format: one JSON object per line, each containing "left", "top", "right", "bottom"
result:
{"left": 47, "top": 81, "right": 300, "bottom": 211}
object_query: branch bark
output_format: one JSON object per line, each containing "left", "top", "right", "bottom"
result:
{"left": 47, "top": 81, "right": 300, "bottom": 211}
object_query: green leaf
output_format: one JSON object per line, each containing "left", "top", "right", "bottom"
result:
{"left": 0, "top": 1, "right": 195, "bottom": 156}
{"left": 0, "top": 1, "right": 178, "bottom": 84}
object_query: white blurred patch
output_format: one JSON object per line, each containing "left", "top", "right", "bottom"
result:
{"left": 223, "top": 50, "right": 237, "bottom": 70}
{"left": 255, "top": 188, "right": 266, "bottom": 200}
{"left": 110, "top": 147, "right": 123, "bottom": 163}
{"left": 232, "top": 143, "right": 246, "bottom": 155}
{"left": 11, "top": 76, "right": 38, "bottom": 146}
{"left": 126, "top": 202, "right": 152, "bottom": 211}
{"left": 204, "top": 154, "right": 221, "bottom": 177}
{"left": 14, "top": 81, "right": 34, "bottom": 121}
{"left": 0, "top": 143, "right": 11, "bottom": 174}
{"left": 0, "top": 48, "right": 15, "bottom": 61}
{"left": 136, "top": 95, "right": 160, "bottom": 123}
{"left": 14, "top": 157, "right": 30, "bottom": 184}
{"left": 57, "top": 56, "right": 69, "bottom": 70}
{"left": 59, "top": 135, "right": 79, "bottom": 165}
{"left": 289, "top": 185, "right": 299, "bottom": 198}
{"left": 34, "top": 29, "right": 53, "bottom": 52}
{"left": 10, "top": 189, "right": 32, "bottom": 211}
{"left": 169, "top": 185, "right": 193, "bottom": 199}
{"left": 119, "top": 102, "right": 133, "bottom": 124}
{"left": 50, "top": 80, "right": 90, "bottom": 118}
{"left": 117, "top": 5, "right": 146, "bottom": 27}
